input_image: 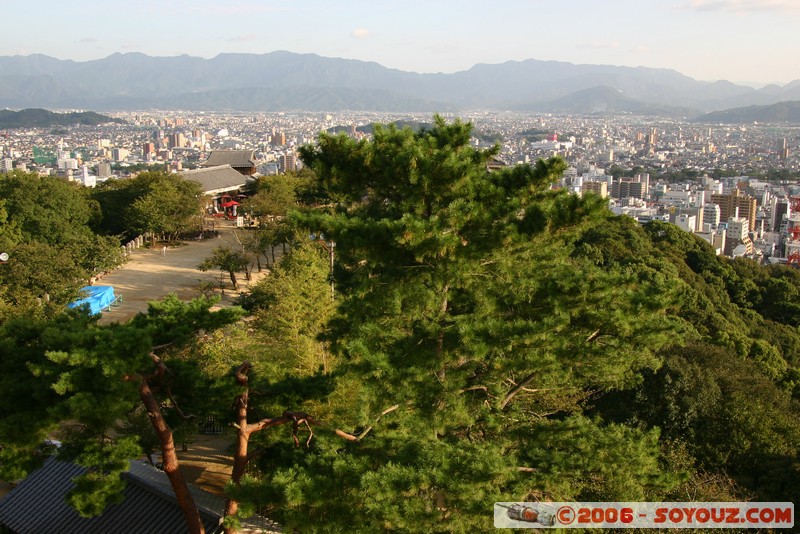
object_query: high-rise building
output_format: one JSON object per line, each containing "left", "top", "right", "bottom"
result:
{"left": 111, "top": 148, "right": 130, "bottom": 162}
{"left": 143, "top": 142, "right": 156, "bottom": 159}
{"left": 646, "top": 127, "right": 657, "bottom": 146}
{"left": 581, "top": 181, "right": 608, "bottom": 198}
{"left": 725, "top": 217, "right": 754, "bottom": 256}
{"left": 97, "top": 161, "right": 112, "bottom": 178}
{"left": 703, "top": 203, "right": 721, "bottom": 229}
{"left": 169, "top": 133, "right": 186, "bottom": 149}
{"left": 710, "top": 189, "right": 757, "bottom": 231}
{"left": 772, "top": 197, "right": 789, "bottom": 232}
{"left": 611, "top": 173, "right": 649, "bottom": 200}
{"left": 1, "top": 158, "right": 13, "bottom": 173}
{"left": 780, "top": 138, "right": 790, "bottom": 161}
{"left": 279, "top": 152, "right": 297, "bottom": 173}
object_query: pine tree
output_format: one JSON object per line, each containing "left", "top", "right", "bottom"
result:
{"left": 237, "top": 116, "right": 687, "bottom": 532}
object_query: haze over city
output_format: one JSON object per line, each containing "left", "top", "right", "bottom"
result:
{"left": 3, "top": 0, "right": 799, "bottom": 86}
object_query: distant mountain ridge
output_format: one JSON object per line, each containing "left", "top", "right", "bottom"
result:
{"left": 1, "top": 52, "right": 799, "bottom": 115}
{"left": 515, "top": 85, "right": 700, "bottom": 117}
{"left": 696, "top": 100, "right": 800, "bottom": 123}
{"left": 0, "top": 108, "right": 124, "bottom": 128}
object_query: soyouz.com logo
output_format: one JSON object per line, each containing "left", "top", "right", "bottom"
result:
{"left": 494, "top": 502, "right": 794, "bottom": 529}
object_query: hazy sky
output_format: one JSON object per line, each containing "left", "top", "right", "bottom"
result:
{"left": 3, "top": 0, "right": 798, "bottom": 86}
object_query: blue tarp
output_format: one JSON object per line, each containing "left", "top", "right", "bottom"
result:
{"left": 68, "top": 286, "right": 117, "bottom": 315}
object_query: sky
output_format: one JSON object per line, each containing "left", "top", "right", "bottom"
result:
{"left": 2, "top": 0, "right": 799, "bottom": 87}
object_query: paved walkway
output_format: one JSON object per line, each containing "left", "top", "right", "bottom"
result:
{"left": 97, "top": 222, "right": 269, "bottom": 324}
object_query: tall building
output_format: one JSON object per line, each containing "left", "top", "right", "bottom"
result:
{"left": 97, "top": 161, "right": 112, "bottom": 178}
{"left": 646, "top": 127, "right": 657, "bottom": 146}
{"left": 169, "top": 133, "right": 186, "bottom": 149}
{"left": 703, "top": 203, "right": 721, "bottom": 229}
{"left": 1, "top": 158, "right": 13, "bottom": 173}
{"left": 581, "top": 180, "right": 608, "bottom": 198}
{"left": 143, "top": 142, "right": 156, "bottom": 160}
{"left": 780, "top": 138, "right": 790, "bottom": 161}
{"left": 710, "top": 189, "right": 756, "bottom": 231}
{"left": 771, "top": 197, "right": 789, "bottom": 232}
{"left": 611, "top": 174, "right": 649, "bottom": 200}
{"left": 725, "top": 217, "right": 754, "bottom": 256}
{"left": 279, "top": 152, "right": 297, "bottom": 173}
{"left": 111, "top": 148, "right": 130, "bottom": 162}
{"left": 272, "top": 132, "right": 286, "bottom": 146}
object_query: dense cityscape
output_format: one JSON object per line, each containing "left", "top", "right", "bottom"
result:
{"left": 2, "top": 110, "right": 800, "bottom": 263}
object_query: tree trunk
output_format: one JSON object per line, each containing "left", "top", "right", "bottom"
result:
{"left": 139, "top": 379, "right": 205, "bottom": 534}
{"left": 435, "top": 284, "right": 450, "bottom": 383}
{"left": 223, "top": 364, "right": 306, "bottom": 533}
{"left": 228, "top": 271, "right": 238, "bottom": 290}
{"left": 224, "top": 366, "right": 253, "bottom": 533}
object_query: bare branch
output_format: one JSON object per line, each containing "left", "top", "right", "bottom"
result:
{"left": 247, "top": 415, "right": 291, "bottom": 435}
{"left": 585, "top": 329, "right": 602, "bottom": 343}
{"left": 303, "top": 420, "right": 314, "bottom": 448}
{"left": 460, "top": 385, "right": 488, "bottom": 394}
{"left": 166, "top": 387, "right": 196, "bottom": 421}
{"left": 515, "top": 467, "right": 539, "bottom": 473}
{"left": 335, "top": 429, "right": 358, "bottom": 441}
{"left": 500, "top": 370, "right": 537, "bottom": 410}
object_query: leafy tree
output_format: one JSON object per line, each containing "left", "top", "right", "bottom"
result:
{"left": 602, "top": 342, "right": 800, "bottom": 503}
{"left": 93, "top": 171, "right": 205, "bottom": 241}
{"left": 0, "top": 171, "right": 125, "bottom": 319}
{"left": 0, "top": 171, "right": 100, "bottom": 246}
{"left": 125, "top": 174, "right": 205, "bottom": 243}
{"left": 241, "top": 174, "right": 297, "bottom": 218}
{"left": 198, "top": 245, "right": 251, "bottom": 290}
{"left": 0, "top": 241, "right": 86, "bottom": 311}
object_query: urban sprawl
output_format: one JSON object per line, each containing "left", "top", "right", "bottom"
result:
{"left": 2, "top": 110, "right": 800, "bottom": 262}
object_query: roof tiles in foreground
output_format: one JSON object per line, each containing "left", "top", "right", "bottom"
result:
{"left": 0, "top": 457, "right": 280, "bottom": 534}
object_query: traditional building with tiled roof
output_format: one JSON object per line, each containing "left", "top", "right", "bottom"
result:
{"left": 201, "top": 150, "right": 258, "bottom": 176}
{"left": 182, "top": 164, "right": 252, "bottom": 196}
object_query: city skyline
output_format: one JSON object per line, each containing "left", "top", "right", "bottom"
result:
{"left": 3, "top": 0, "right": 799, "bottom": 87}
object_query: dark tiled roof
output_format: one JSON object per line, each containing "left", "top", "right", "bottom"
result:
{"left": 201, "top": 150, "right": 257, "bottom": 169}
{"left": 487, "top": 157, "right": 507, "bottom": 170}
{"left": 182, "top": 165, "right": 251, "bottom": 194}
{"left": 0, "top": 458, "right": 280, "bottom": 534}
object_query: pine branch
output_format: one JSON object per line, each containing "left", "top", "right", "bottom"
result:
{"left": 500, "top": 370, "right": 537, "bottom": 410}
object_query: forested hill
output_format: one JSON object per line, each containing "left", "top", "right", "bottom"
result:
{"left": 696, "top": 100, "right": 800, "bottom": 123}
{"left": 583, "top": 218, "right": 800, "bottom": 507}
{"left": 0, "top": 108, "right": 124, "bottom": 128}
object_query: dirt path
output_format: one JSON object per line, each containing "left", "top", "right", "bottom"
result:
{"left": 97, "top": 221, "right": 270, "bottom": 324}
{"left": 93, "top": 222, "right": 276, "bottom": 495}
{"left": 0, "top": 224, "right": 279, "bottom": 500}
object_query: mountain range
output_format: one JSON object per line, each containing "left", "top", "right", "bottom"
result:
{"left": 1, "top": 52, "right": 800, "bottom": 117}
